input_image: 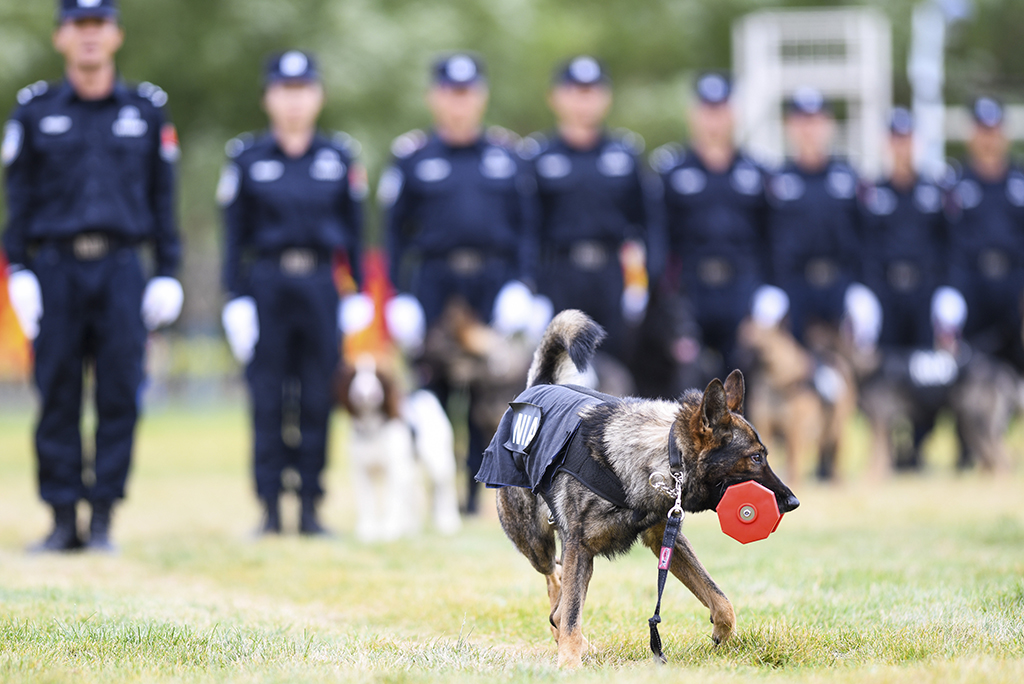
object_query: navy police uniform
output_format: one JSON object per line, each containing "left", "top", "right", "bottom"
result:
{"left": 2, "top": 45, "right": 180, "bottom": 517}
{"left": 651, "top": 74, "right": 768, "bottom": 369}
{"left": 381, "top": 56, "right": 533, "bottom": 327}
{"left": 766, "top": 91, "right": 862, "bottom": 341}
{"left": 860, "top": 111, "right": 949, "bottom": 349}
{"left": 219, "top": 51, "right": 364, "bottom": 510}
{"left": 523, "top": 57, "right": 650, "bottom": 363}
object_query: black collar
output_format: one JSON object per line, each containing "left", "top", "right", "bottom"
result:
{"left": 667, "top": 419, "right": 683, "bottom": 474}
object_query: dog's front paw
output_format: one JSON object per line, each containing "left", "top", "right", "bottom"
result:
{"left": 710, "top": 604, "right": 735, "bottom": 644}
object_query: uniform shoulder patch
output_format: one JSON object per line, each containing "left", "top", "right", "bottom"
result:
{"left": 612, "top": 128, "right": 645, "bottom": 154}
{"left": 649, "top": 143, "right": 683, "bottom": 174}
{"left": 331, "top": 131, "right": 362, "bottom": 158}
{"left": 137, "top": 82, "right": 169, "bottom": 108}
{"left": 486, "top": 125, "right": 520, "bottom": 149}
{"left": 518, "top": 133, "right": 548, "bottom": 160}
{"left": 225, "top": 133, "right": 256, "bottom": 159}
{"left": 16, "top": 81, "right": 49, "bottom": 106}
{"left": 391, "top": 129, "right": 428, "bottom": 159}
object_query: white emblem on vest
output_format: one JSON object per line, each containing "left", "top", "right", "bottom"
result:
{"left": 1006, "top": 175, "right": 1024, "bottom": 207}
{"left": 39, "top": 115, "right": 72, "bottom": 135}
{"left": 731, "top": 163, "right": 762, "bottom": 195}
{"left": 914, "top": 184, "right": 941, "bottom": 213}
{"left": 113, "top": 106, "right": 148, "bottom": 138}
{"left": 376, "top": 167, "right": 404, "bottom": 208}
{"left": 512, "top": 412, "right": 541, "bottom": 450}
{"left": 250, "top": 159, "right": 285, "bottom": 183}
{"left": 310, "top": 148, "right": 345, "bottom": 181}
{"left": 216, "top": 163, "right": 240, "bottom": 206}
{"left": 866, "top": 186, "right": 897, "bottom": 216}
{"left": 415, "top": 157, "right": 451, "bottom": 182}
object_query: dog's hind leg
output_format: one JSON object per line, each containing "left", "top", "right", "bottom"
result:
{"left": 496, "top": 488, "right": 562, "bottom": 628}
{"left": 552, "top": 536, "right": 594, "bottom": 668}
{"left": 642, "top": 526, "right": 735, "bottom": 644}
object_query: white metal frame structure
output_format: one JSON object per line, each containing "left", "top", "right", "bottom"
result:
{"left": 733, "top": 8, "right": 893, "bottom": 179}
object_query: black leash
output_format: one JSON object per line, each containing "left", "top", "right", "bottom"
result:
{"left": 648, "top": 419, "right": 685, "bottom": 664}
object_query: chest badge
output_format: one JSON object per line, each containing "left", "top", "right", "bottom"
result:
{"left": 39, "top": 115, "right": 72, "bottom": 136}
{"left": 250, "top": 159, "right": 285, "bottom": 183}
{"left": 671, "top": 167, "right": 707, "bottom": 195}
{"left": 597, "top": 149, "right": 633, "bottom": 177}
{"left": 415, "top": 157, "right": 451, "bottom": 182}
{"left": 771, "top": 173, "right": 805, "bottom": 201}
{"left": 2, "top": 121, "right": 23, "bottom": 166}
{"left": 731, "top": 164, "right": 762, "bottom": 195}
{"left": 481, "top": 147, "right": 516, "bottom": 179}
{"left": 310, "top": 148, "right": 345, "bottom": 181}
{"left": 113, "top": 106, "right": 148, "bottom": 138}
{"left": 537, "top": 153, "right": 571, "bottom": 179}
{"left": 826, "top": 169, "right": 856, "bottom": 199}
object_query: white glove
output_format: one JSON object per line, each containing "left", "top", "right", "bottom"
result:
{"left": 526, "top": 294, "right": 554, "bottom": 343}
{"left": 339, "top": 292, "right": 375, "bottom": 335}
{"left": 7, "top": 269, "right": 43, "bottom": 341}
{"left": 621, "top": 285, "right": 649, "bottom": 325}
{"left": 385, "top": 293, "right": 426, "bottom": 353}
{"left": 750, "top": 284, "right": 790, "bottom": 328}
{"left": 491, "top": 280, "right": 534, "bottom": 336}
{"left": 222, "top": 296, "right": 259, "bottom": 364}
{"left": 141, "top": 277, "right": 184, "bottom": 331}
{"left": 931, "top": 286, "right": 968, "bottom": 334}
{"left": 844, "top": 282, "right": 883, "bottom": 350}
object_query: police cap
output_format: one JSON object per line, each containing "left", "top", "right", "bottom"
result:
{"left": 265, "top": 50, "right": 320, "bottom": 86}
{"left": 786, "top": 86, "right": 830, "bottom": 117}
{"left": 553, "top": 56, "right": 610, "bottom": 88}
{"left": 972, "top": 96, "right": 1004, "bottom": 129}
{"left": 58, "top": 0, "right": 119, "bottom": 22}
{"left": 889, "top": 107, "right": 914, "bottom": 137}
{"left": 432, "top": 53, "right": 486, "bottom": 88}
{"left": 695, "top": 72, "right": 731, "bottom": 105}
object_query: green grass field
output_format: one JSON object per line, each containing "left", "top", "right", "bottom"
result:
{"left": 1, "top": 401, "right": 1023, "bottom": 683}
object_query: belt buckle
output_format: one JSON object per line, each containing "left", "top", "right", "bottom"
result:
{"left": 280, "top": 248, "right": 317, "bottom": 276}
{"left": 886, "top": 261, "right": 921, "bottom": 292}
{"left": 979, "top": 249, "right": 1010, "bottom": 280}
{"left": 569, "top": 241, "right": 609, "bottom": 271}
{"left": 73, "top": 233, "right": 110, "bottom": 261}
{"left": 697, "top": 257, "right": 734, "bottom": 286}
{"left": 448, "top": 249, "right": 484, "bottom": 276}
{"left": 805, "top": 258, "right": 838, "bottom": 288}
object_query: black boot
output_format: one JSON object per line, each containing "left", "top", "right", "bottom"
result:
{"left": 86, "top": 500, "right": 118, "bottom": 553}
{"left": 28, "top": 503, "right": 82, "bottom": 553}
{"left": 258, "top": 496, "right": 281, "bottom": 536}
{"left": 299, "top": 495, "right": 330, "bottom": 536}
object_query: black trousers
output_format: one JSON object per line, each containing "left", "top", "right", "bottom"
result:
{"left": 540, "top": 256, "right": 628, "bottom": 363}
{"left": 247, "top": 259, "right": 340, "bottom": 501}
{"left": 32, "top": 244, "right": 147, "bottom": 506}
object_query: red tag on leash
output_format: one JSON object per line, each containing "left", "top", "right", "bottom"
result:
{"left": 658, "top": 546, "right": 673, "bottom": 569}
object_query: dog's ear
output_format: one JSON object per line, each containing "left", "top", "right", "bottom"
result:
{"left": 724, "top": 369, "right": 744, "bottom": 415}
{"left": 700, "top": 378, "right": 729, "bottom": 431}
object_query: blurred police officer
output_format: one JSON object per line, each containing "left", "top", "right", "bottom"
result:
{"left": 766, "top": 87, "right": 878, "bottom": 349}
{"left": 860, "top": 108, "right": 950, "bottom": 349}
{"left": 219, "top": 50, "right": 365, "bottom": 535}
{"left": 947, "top": 97, "right": 1024, "bottom": 370}
{"left": 379, "top": 52, "right": 533, "bottom": 512}
{"left": 650, "top": 73, "right": 768, "bottom": 375}
{"left": 522, "top": 56, "right": 650, "bottom": 364}
{"left": 2, "top": 0, "right": 183, "bottom": 553}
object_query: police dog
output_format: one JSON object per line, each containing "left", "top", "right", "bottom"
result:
{"left": 489, "top": 310, "right": 799, "bottom": 668}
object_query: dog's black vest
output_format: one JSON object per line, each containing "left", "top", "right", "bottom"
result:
{"left": 476, "top": 384, "right": 629, "bottom": 508}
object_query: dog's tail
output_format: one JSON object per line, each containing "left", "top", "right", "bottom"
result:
{"left": 527, "top": 309, "right": 606, "bottom": 388}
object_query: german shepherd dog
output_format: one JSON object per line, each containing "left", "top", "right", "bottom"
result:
{"left": 490, "top": 311, "right": 800, "bottom": 668}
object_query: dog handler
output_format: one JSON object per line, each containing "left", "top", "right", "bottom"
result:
{"left": 522, "top": 56, "right": 652, "bottom": 365}
{"left": 2, "top": 0, "right": 184, "bottom": 552}
{"left": 218, "top": 50, "right": 366, "bottom": 535}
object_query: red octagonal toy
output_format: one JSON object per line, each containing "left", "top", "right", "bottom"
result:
{"left": 716, "top": 480, "right": 782, "bottom": 544}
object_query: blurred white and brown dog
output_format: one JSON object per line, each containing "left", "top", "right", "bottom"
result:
{"left": 337, "top": 355, "right": 461, "bottom": 541}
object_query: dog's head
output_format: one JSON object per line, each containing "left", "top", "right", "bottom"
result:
{"left": 336, "top": 355, "right": 403, "bottom": 420}
{"left": 676, "top": 369, "right": 800, "bottom": 515}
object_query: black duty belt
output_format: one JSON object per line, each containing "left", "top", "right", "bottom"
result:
{"left": 263, "top": 248, "right": 328, "bottom": 277}
{"left": 558, "top": 240, "right": 614, "bottom": 271}
{"left": 886, "top": 260, "right": 922, "bottom": 292}
{"left": 978, "top": 249, "right": 1012, "bottom": 280}
{"left": 52, "top": 232, "right": 131, "bottom": 261}
{"left": 804, "top": 257, "right": 840, "bottom": 288}
{"left": 697, "top": 257, "right": 735, "bottom": 287}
